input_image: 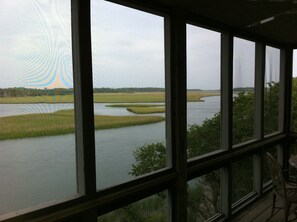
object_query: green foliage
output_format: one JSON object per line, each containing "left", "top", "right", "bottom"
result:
{"left": 187, "top": 113, "right": 220, "bottom": 158}
{"left": 98, "top": 195, "right": 166, "bottom": 222}
{"left": 264, "top": 81, "right": 280, "bottom": 134}
{"left": 0, "top": 87, "right": 73, "bottom": 98}
{"left": 188, "top": 171, "right": 221, "bottom": 221}
{"left": 130, "top": 143, "right": 166, "bottom": 176}
{"left": 233, "top": 91, "right": 255, "bottom": 144}
{"left": 232, "top": 157, "right": 254, "bottom": 203}
{"left": 0, "top": 87, "right": 165, "bottom": 98}
{"left": 128, "top": 79, "right": 289, "bottom": 220}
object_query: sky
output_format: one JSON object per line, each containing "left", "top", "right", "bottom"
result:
{"left": 0, "top": 0, "right": 296, "bottom": 89}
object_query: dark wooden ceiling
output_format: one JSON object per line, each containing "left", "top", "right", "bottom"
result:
{"left": 144, "top": 0, "right": 297, "bottom": 46}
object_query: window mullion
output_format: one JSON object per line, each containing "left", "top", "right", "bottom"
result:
{"left": 71, "top": 0, "right": 96, "bottom": 198}
{"left": 221, "top": 32, "right": 233, "bottom": 150}
{"left": 220, "top": 32, "right": 233, "bottom": 218}
{"left": 165, "top": 12, "right": 187, "bottom": 222}
{"left": 280, "top": 48, "right": 293, "bottom": 171}
{"left": 254, "top": 42, "right": 265, "bottom": 195}
{"left": 255, "top": 42, "right": 265, "bottom": 140}
{"left": 280, "top": 48, "right": 293, "bottom": 134}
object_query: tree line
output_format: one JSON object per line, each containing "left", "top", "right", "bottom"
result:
{"left": 0, "top": 87, "right": 169, "bottom": 98}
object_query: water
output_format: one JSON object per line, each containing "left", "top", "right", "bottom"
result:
{"left": 0, "top": 96, "right": 220, "bottom": 215}
{"left": 0, "top": 103, "right": 74, "bottom": 117}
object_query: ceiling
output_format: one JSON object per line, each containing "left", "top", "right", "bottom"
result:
{"left": 148, "top": 0, "right": 297, "bottom": 46}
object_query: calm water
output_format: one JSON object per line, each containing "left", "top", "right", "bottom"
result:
{"left": 0, "top": 96, "right": 219, "bottom": 215}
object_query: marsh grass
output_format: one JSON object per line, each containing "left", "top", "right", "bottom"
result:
{"left": 0, "top": 110, "right": 165, "bottom": 140}
{"left": 106, "top": 103, "right": 165, "bottom": 114}
{"left": 0, "top": 95, "right": 74, "bottom": 104}
{"left": 106, "top": 104, "right": 164, "bottom": 108}
{"left": 0, "top": 91, "right": 219, "bottom": 104}
{"left": 127, "top": 107, "right": 165, "bottom": 114}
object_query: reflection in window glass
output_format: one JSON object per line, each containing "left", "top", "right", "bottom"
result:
{"left": 232, "top": 157, "right": 253, "bottom": 203}
{"left": 292, "top": 50, "right": 297, "bottom": 132}
{"left": 264, "top": 46, "right": 280, "bottom": 135}
{"left": 98, "top": 192, "right": 167, "bottom": 221}
{"left": 187, "top": 170, "right": 221, "bottom": 221}
{"left": 91, "top": 1, "right": 166, "bottom": 190}
{"left": 186, "top": 25, "right": 221, "bottom": 158}
{"left": 233, "top": 38, "right": 255, "bottom": 145}
{"left": 0, "top": 0, "right": 76, "bottom": 215}
{"left": 263, "top": 146, "right": 278, "bottom": 185}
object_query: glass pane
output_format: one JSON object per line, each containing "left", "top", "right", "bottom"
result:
{"left": 232, "top": 157, "right": 253, "bottom": 203}
{"left": 186, "top": 24, "right": 221, "bottom": 158}
{"left": 98, "top": 192, "right": 167, "bottom": 221}
{"left": 290, "top": 142, "right": 297, "bottom": 157}
{"left": 91, "top": 1, "right": 166, "bottom": 189}
{"left": 0, "top": 0, "right": 76, "bottom": 215}
{"left": 233, "top": 38, "right": 255, "bottom": 145}
{"left": 263, "top": 146, "right": 278, "bottom": 185}
{"left": 264, "top": 46, "right": 280, "bottom": 135}
{"left": 188, "top": 170, "right": 221, "bottom": 221}
{"left": 292, "top": 50, "right": 297, "bottom": 132}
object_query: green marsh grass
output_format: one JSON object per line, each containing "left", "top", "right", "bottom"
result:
{"left": 127, "top": 107, "right": 165, "bottom": 114}
{"left": 106, "top": 104, "right": 164, "bottom": 108}
{"left": 0, "top": 91, "right": 219, "bottom": 104}
{"left": 0, "top": 110, "right": 165, "bottom": 140}
{"left": 0, "top": 95, "right": 74, "bottom": 104}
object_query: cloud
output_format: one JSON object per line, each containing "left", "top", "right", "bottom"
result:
{"left": 187, "top": 24, "right": 221, "bottom": 89}
{"left": 91, "top": 0, "right": 165, "bottom": 88}
{"left": 233, "top": 37, "right": 255, "bottom": 88}
{"left": 0, "top": 0, "right": 72, "bottom": 88}
{"left": 0, "top": 0, "right": 289, "bottom": 90}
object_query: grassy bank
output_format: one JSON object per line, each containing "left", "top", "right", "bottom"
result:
{"left": 0, "top": 110, "right": 165, "bottom": 140}
{"left": 106, "top": 104, "right": 164, "bottom": 107}
{"left": 0, "top": 91, "right": 219, "bottom": 104}
{"left": 127, "top": 107, "right": 165, "bottom": 114}
{"left": 106, "top": 103, "right": 165, "bottom": 114}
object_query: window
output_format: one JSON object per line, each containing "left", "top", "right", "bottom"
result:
{"left": 98, "top": 192, "right": 167, "bottom": 221}
{"left": 0, "top": 0, "right": 76, "bottom": 215}
{"left": 91, "top": 0, "right": 166, "bottom": 190}
{"left": 263, "top": 146, "right": 278, "bottom": 186}
{"left": 264, "top": 46, "right": 281, "bottom": 135}
{"left": 187, "top": 170, "right": 221, "bottom": 221}
{"left": 0, "top": 1, "right": 292, "bottom": 221}
{"left": 186, "top": 24, "right": 221, "bottom": 158}
{"left": 232, "top": 157, "right": 254, "bottom": 204}
{"left": 233, "top": 38, "right": 255, "bottom": 145}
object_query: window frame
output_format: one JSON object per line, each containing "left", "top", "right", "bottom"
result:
{"left": 0, "top": 0, "right": 294, "bottom": 221}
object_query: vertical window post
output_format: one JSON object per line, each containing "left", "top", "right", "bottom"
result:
{"left": 254, "top": 42, "right": 265, "bottom": 194}
{"left": 280, "top": 48, "right": 293, "bottom": 171}
{"left": 255, "top": 42, "right": 265, "bottom": 140}
{"left": 165, "top": 12, "right": 187, "bottom": 222}
{"left": 71, "top": 0, "right": 96, "bottom": 205}
{"left": 72, "top": 0, "right": 97, "bottom": 220}
{"left": 220, "top": 32, "right": 233, "bottom": 218}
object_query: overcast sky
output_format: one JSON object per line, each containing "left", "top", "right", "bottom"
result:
{"left": 0, "top": 0, "right": 296, "bottom": 89}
